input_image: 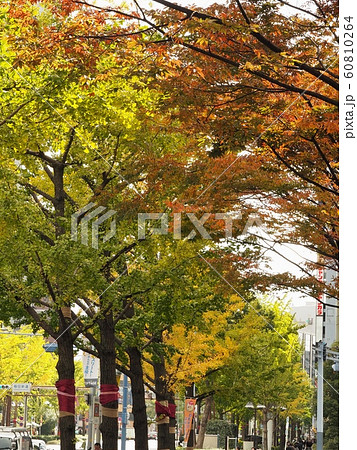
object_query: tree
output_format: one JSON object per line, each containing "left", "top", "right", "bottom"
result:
{"left": 142, "top": 0, "right": 339, "bottom": 298}
{"left": 0, "top": 10, "right": 172, "bottom": 445}
{"left": 0, "top": 326, "right": 57, "bottom": 386}
{"left": 72, "top": 0, "right": 338, "bottom": 302}
{"left": 1, "top": 6, "right": 241, "bottom": 447}
{"left": 0, "top": 326, "right": 58, "bottom": 428}
{"left": 322, "top": 343, "right": 339, "bottom": 450}
{"left": 209, "top": 298, "right": 312, "bottom": 450}
{"left": 1, "top": 3, "right": 333, "bottom": 449}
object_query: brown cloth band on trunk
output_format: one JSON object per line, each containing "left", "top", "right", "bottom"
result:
{"left": 101, "top": 406, "right": 118, "bottom": 418}
{"left": 59, "top": 411, "right": 75, "bottom": 417}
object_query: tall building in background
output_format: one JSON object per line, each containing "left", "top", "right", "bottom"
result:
{"left": 291, "top": 301, "right": 315, "bottom": 378}
{"left": 315, "top": 267, "right": 338, "bottom": 347}
{"left": 291, "top": 266, "right": 338, "bottom": 378}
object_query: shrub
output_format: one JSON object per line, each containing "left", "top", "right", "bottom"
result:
{"left": 206, "top": 419, "right": 238, "bottom": 448}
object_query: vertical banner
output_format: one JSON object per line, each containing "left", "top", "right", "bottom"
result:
{"left": 316, "top": 267, "right": 324, "bottom": 316}
{"left": 184, "top": 398, "right": 196, "bottom": 444}
{"left": 82, "top": 352, "right": 99, "bottom": 387}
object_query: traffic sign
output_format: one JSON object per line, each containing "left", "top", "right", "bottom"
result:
{"left": 84, "top": 379, "right": 98, "bottom": 388}
{"left": 43, "top": 342, "right": 58, "bottom": 352}
{"left": 12, "top": 383, "right": 32, "bottom": 393}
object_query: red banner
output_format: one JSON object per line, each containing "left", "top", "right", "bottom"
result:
{"left": 184, "top": 398, "right": 196, "bottom": 444}
{"left": 56, "top": 379, "right": 76, "bottom": 416}
{"left": 99, "top": 384, "right": 119, "bottom": 405}
{"left": 316, "top": 268, "right": 324, "bottom": 315}
{"left": 155, "top": 400, "right": 176, "bottom": 418}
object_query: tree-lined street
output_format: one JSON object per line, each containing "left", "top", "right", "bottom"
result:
{"left": 0, "top": 0, "right": 339, "bottom": 449}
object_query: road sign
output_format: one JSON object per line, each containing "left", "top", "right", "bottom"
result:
{"left": 43, "top": 342, "right": 58, "bottom": 352}
{"left": 84, "top": 379, "right": 98, "bottom": 388}
{"left": 82, "top": 353, "right": 99, "bottom": 382}
{"left": 12, "top": 383, "right": 32, "bottom": 393}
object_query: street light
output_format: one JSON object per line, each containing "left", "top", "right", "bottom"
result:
{"left": 245, "top": 403, "right": 265, "bottom": 447}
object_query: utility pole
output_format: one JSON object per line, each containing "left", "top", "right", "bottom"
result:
{"left": 315, "top": 341, "right": 339, "bottom": 450}
{"left": 5, "top": 395, "right": 12, "bottom": 426}
{"left": 86, "top": 387, "right": 96, "bottom": 450}
{"left": 316, "top": 341, "right": 324, "bottom": 450}
{"left": 121, "top": 374, "right": 128, "bottom": 450}
{"left": 24, "top": 395, "right": 28, "bottom": 429}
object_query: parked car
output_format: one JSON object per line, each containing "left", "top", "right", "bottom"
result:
{"left": 148, "top": 431, "right": 157, "bottom": 440}
{"left": 0, "top": 427, "right": 33, "bottom": 449}
{"left": 31, "top": 439, "right": 46, "bottom": 450}
{"left": 245, "top": 434, "right": 262, "bottom": 445}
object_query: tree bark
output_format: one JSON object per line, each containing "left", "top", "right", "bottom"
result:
{"left": 195, "top": 395, "right": 213, "bottom": 449}
{"left": 279, "top": 417, "right": 286, "bottom": 450}
{"left": 154, "top": 360, "right": 176, "bottom": 450}
{"left": 127, "top": 346, "right": 149, "bottom": 450}
{"left": 99, "top": 314, "right": 118, "bottom": 450}
{"left": 56, "top": 326, "right": 76, "bottom": 450}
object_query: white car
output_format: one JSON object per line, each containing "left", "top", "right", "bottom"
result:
{"left": 148, "top": 431, "right": 157, "bottom": 440}
{"left": 32, "top": 439, "right": 47, "bottom": 450}
{"left": 0, "top": 427, "right": 33, "bottom": 450}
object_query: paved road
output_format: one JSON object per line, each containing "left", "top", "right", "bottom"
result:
{"left": 46, "top": 439, "right": 158, "bottom": 450}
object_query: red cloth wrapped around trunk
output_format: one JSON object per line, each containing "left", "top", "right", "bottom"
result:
{"left": 155, "top": 400, "right": 176, "bottom": 418}
{"left": 56, "top": 379, "right": 76, "bottom": 415}
{"left": 100, "top": 384, "right": 119, "bottom": 405}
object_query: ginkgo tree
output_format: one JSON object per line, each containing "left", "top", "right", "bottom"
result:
{"left": 0, "top": 325, "right": 57, "bottom": 429}
{"left": 1, "top": 5, "right": 245, "bottom": 449}
{"left": 0, "top": 326, "right": 57, "bottom": 388}
{"left": 0, "top": 14, "right": 185, "bottom": 447}
{"left": 209, "top": 298, "right": 312, "bottom": 450}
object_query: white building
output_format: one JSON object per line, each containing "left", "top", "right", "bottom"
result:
{"left": 291, "top": 267, "right": 338, "bottom": 378}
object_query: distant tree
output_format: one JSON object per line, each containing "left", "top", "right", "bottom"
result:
{"left": 323, "top": 342, "right": 339, "bottom": 450}
{"left": 210, "top": 298, "right": 312, "bottom": 450}
{"left": 0, "top": 326, "right": 57, "bottom": 387}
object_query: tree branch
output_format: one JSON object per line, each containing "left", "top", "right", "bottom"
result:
{"left": 0, "top": 98, "right": 34, "bottom": 127}
{"left": 22, "top": 182, "right": 56, "bottom": 204}
{"left": 261, "top": 140, "right": 339, "bottom": 195}
{"left": 62, "top": 127, "right": 76, "bottom": 164}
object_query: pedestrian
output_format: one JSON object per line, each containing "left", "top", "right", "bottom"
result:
{"left": 94, "top": 443, "right": 102, "bottom": 450}
{"left": 305, "top": 437, "right": 313, "bottom": 448}
{"left": 286, "top": 442, "right": 295, "bottom": 450}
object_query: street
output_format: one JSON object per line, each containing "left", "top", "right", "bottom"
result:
{"left": 46, "top": 439, "right": 159, "bottom": 450}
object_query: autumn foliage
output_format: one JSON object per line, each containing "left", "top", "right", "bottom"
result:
{"left": 0, "top": 1, "right": 337, "bottom": 449}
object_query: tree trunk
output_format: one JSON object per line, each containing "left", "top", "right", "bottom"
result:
{"left": 195, "top": 395, "right": 213, "bottom": 449}
{"left": 99, "top": 314, "right": 118, "bottom": 450}
{"left": 56, "top": 327, "right": 76, "bottom": 450}
{"left": 154, "top": 360, "right": 176, "bottom": 450}
{"left": 262, "top": 409, "right": 268, "bottom": 450}
{"left": 279, "top": 417, "right": 286, "bottom": 450}
{"left": 241, "top": 420, "right": 248, "bottom": 441}
{"left": 127, "top": 346, "right": 149, "bottom": 450}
